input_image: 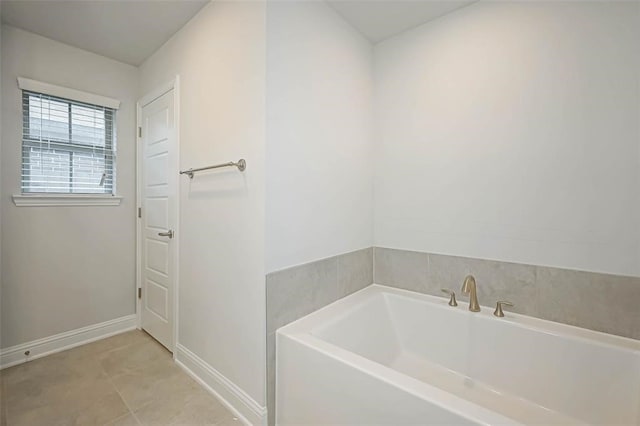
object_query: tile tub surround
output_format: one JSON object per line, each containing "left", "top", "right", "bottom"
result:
{"left": 266, "top": 246, "right": 639, "bottom": 424}
{"left": 265, "top": 247, "right": 373, "bottom": 425}
{"left": 373, "top": 247, "right": 640, "bottom": 341}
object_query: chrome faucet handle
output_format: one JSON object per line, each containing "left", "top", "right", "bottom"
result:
{"left": 493, "top": 301, "right": 514, "bottom": 317}
{"left": 440, "top": 289, "right": 458, "bottom": 307}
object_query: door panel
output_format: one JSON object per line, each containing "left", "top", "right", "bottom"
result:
{"left": 145, "top": 239, "right": 169, "bottom": 275}
{"left": 140, "top": 88, "right": 176, "bottom": 351}
{"left": 145, "top": 153, "right": 169, "bottom": 186}
{"left": 145, "top": 199, "right": 168, "bottom": 228}
{"left": 146, "top": 279, "right": 169, "bottom": 319}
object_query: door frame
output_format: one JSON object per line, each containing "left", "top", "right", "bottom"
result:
{"left": 136, "top": 76, "right": 180, "bottom": 355}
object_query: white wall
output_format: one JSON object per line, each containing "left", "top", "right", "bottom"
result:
{"left": 266, "top": 1, "right": 374, "bottom": 273}
{"left": 138, "top": 1, "right": 266, "bottom": 409}
{"left": 374, "top": 1, "right": 640, "bottom": 276}
{"left": 0, "top": 25, "right": 138, "bottom": 348}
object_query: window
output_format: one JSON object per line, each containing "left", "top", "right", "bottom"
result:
{"left": 22, "top": 91, "right": 116, "bottom": 194}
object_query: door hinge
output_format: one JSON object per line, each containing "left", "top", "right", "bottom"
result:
{"left": 138, "top": 127, "right": 142, "bottom": 138}
{"left": 138, "top": 288, "right": 142, "bottom": 299}
{"left": 138, "top": 207, "right": 142, "bottom": 218}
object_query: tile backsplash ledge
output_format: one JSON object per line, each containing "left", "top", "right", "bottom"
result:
{"left": 265, "top": 247, "right": 373, "bottom": 426}
{"left": 374, "top": 247, "right": 640, "bottom": 341}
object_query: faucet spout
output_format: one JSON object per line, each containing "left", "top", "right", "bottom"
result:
{"left": 461, "top": 275, "right": 481, "bottom": 312}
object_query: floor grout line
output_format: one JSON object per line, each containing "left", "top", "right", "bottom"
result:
{"left": 98, "top": 333, "right": 147, "bottom": 426}
{"left": 101, "top": 337, "right": 192, "bottom": 425}
{"left": 104, "top": 364, "right": 141, "bottom": 425}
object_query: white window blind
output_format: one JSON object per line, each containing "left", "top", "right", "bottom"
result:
{"left": 22, "top": 91, "right": 116, "bottom": 194}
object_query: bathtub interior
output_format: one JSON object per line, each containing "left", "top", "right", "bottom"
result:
{"left": 310, "top": 289, "right": 640, "bottom": 425}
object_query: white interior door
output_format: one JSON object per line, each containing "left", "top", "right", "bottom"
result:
{"left": 139, "top": 88, "right": 177, "bottom": 351}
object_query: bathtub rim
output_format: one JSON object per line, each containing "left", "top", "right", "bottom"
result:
{"left": 276, "top": 284, "right": 639, "bottom": 425}
{"left": 278, "top": 284, "right": 640, "bottom": 353}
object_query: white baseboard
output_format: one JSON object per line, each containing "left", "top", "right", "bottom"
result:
{"left": 175, "top": 344, "right": 266, "bottom": 426}
{"left": 0, "top": 314, "right": 137, "bottom": 369}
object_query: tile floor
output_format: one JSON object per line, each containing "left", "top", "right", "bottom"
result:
{"left": 0, "top": 330, "right": 240, "bottom": 425}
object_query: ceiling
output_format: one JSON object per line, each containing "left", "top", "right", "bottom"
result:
{"left": 0, "top": 0, "right": 476, "bottom": 65}
{"left": 0, "top": 0, "right": 209, "bottom": 66}
{"left": 328, "top": 0, "right": 476, "bottom": 43}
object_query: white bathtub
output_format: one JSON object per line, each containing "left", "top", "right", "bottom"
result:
{"left": 276, "top": 284, "right": 640, "bottom": 425}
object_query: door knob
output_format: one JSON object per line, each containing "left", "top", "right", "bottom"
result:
{"left": 158, "top": 230, "right": 174, "bottom": 239}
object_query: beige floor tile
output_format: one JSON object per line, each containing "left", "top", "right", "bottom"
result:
{"left": 105, "top": 413, "right": 141, "bottom": 426}
{"left": 110, "top": 359, "right": 200, "bottom": 412}
{"left": 213, "top": 414, "right": 243, "bottom": 426}
{"left": 2, "top": 348, "right": 103, "bottom": 390}
{"left": 5, "top": 381, "right": 120, "bottom": 426}
{"left": 132, "top": 390, "right": 196, "bottom": 425}
{"left": 6, "top": 370, "right": 114, "bottom": 417}
{"left": 68, "top": 391, "right": 130, "bottom": 425}
{"left": 168, "top": 393, "right": 234, "bottom": 425}
{"left": 84, "top": 331, "right": 154, "bottom": 355}
{"left": 134, "top": 391, "right": 231, "bottom": 426}
{"left": 4, "top": 331, "right": 236, "bottom": 426}
{"left": 4, "top": 330, "right": 148, "bottom": 379}
{"left": 101, "top": 338, "right": 172, "bottom": 378}
{"left": 6, "top": 402, "right": 74, "bottom": 426}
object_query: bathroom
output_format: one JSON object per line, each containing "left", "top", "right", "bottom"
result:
{"left": 0, "top": 0, "right": 638, "bottom": 425}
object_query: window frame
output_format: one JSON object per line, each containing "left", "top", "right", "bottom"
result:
{"left": 20, "top": 90, "right": 117, "bottom": 197}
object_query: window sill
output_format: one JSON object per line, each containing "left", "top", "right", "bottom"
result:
{"left": 12, "top": 194, "right": 123, "bottom": 207}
